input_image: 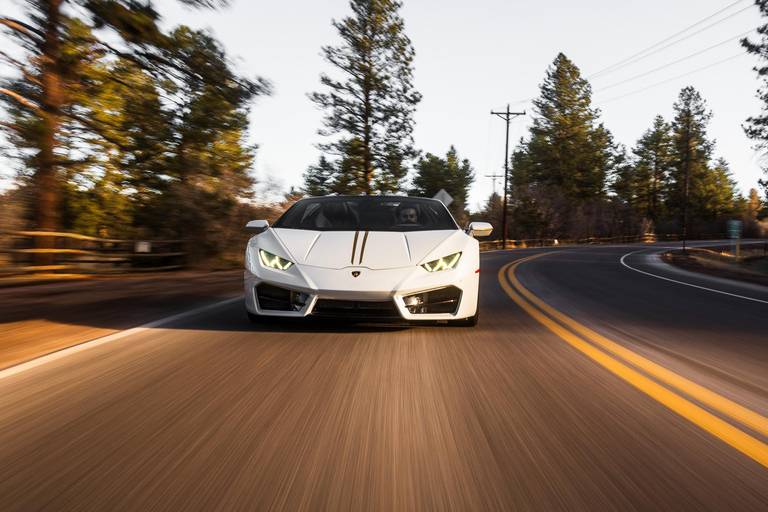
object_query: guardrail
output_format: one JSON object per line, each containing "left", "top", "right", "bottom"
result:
{"left": 0, "top": 230, "right": 186, "bottom": 275}
{"left": 478, "top": 233, "right": 687, "bottom": 251}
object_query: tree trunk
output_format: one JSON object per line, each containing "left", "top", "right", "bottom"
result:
{"left": 363, "top": 86, "right": 373, "bottom": 195}
{"left": 35, "top": 0, "right": 64, "bottom": 266}
{"left": 682, "top": 119, "right": 691, "bottom": 251}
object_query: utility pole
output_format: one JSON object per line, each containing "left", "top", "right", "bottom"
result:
{"left": 485, "top": 173, "right": 503, "bottom": 195}
{"left": 491, "top": 104, "right": 525, "bottom": 249}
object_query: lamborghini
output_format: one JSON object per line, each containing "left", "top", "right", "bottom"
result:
{"left": 243, "top": 196, "right": 492, "bottom": 326}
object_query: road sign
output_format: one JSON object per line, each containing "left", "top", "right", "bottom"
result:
{"left": 135, "top": 241, "right": 152, "bottom": 253}
{"left": 433, "top": 189, "right": 453, "bottom": 207}
{"left": 726, "top": 220, "right": 743, "bottom": 239}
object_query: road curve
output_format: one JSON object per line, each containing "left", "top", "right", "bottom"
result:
{"left": 1, "top": 243, "right": 767, "bottom": 511}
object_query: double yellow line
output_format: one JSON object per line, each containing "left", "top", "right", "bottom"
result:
{"left": 499, "top": 252, "right": 768, "bottom": 468}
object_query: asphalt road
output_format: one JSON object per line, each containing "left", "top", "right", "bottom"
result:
{"left": 1, "top": 242, "right": 767, "bottom": 511}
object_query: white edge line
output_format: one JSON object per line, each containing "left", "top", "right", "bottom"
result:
{"left": 0, "top": 296, "right": 243, "bottom": 382}
{"left": 620, "top": 250, "right": 768, "bottom": 305}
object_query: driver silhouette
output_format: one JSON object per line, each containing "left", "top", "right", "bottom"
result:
{"left": 397, "top": 205, "right": 420, "bottom": 225}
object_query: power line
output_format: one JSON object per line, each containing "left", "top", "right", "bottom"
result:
{"left": 506, "top": 22, "right": 757, "bottom": 110}
{"left": 590, "top": 5, "right": 754, "bottom": 80}
{"left": 588, "top": 0, "right": 752, "bottom": 79}
{"left": 594, "top": 52, "right": 748, "bottom": 106}
{"left": 506, "top": 0, "right": 755, "bottom": 107}
{"left": 506, "top": 97, "right": 534, "bottom": 109}
{"left": 593, "top": 28, "right": 757, "bottom": 94}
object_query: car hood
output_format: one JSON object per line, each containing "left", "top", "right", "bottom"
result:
{"left": 272, "top": 228, "right": 456, "bottom": 270}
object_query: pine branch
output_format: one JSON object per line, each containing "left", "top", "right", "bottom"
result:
{"left": 0, "top": 88, "right": 41, "bottom": 112}
{"left": 0, "top": 51, "right": 42, "bottom": 86}
{"left": 98, "top": 41, "right": 264, "bottom": 106}
{"left": 62, "top": 110, "right": 130, "bottom": 150}
{"left": 98, "top": 41, "right": 185, "bottom": 83}
{"left": 57, "top": 156, "right": 100, "bottom": 168}
{"left": 0, "top": 121, "right": 30, "bottom": 134}
{"left": 0, "top": 18, "right": 44, "bottom": 46}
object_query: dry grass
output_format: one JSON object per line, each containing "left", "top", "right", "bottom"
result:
{"left": 663, "top": 242, "right": 768, "bottom": 287}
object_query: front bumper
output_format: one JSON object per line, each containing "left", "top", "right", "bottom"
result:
{"left": 244, "top": 262, "right": 479, "bottom": 321}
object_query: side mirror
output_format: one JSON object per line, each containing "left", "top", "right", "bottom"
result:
{"left": 246, "top": 220, "right": 269, "bottom": 234}
{"left": 467, "top": 222, "right": 493, "bottom": 238}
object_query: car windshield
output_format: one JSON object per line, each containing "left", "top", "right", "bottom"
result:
{"left": 273, "top": 197, "right": 459, "bottom": 232}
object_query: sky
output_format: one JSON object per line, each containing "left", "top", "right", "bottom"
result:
{"left": 2, "top": 0, "right": 766, "bottom": 211}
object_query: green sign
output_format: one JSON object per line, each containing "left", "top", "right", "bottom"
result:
{"left": 726, "top": 220, "right": 743, "bottom": 239}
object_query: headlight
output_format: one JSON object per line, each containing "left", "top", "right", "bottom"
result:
{"left": 259, "top": 249, "right": 293, "bottom": 270}
{"left": 421, "top": 252, "right": 461, "bottom": 272}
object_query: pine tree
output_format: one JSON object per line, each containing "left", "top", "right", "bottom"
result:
{"left": 624, "top": 116, "right": 674, "bottom": 224}
{"left": 304, "top": 157, "right": 337, "bottom": 196}
{"left": 307, "top": 0, "right": 421, "bottom": 195}
{"left": 700, "top": 159, "right": 738, "bottom": 222}
{"left": 410, "top": 146, "right": 474, "bottom": 221}
{"left": 1, "top": 0, "right": 266, "bottom": 264}
{"left": 1, "top": 14, "right": 102, "bottom": 236}
{"left": 302, "top": 140, "right": 372, "bottom": 196}
{"left": 472, "top": 192, "right": 504, "bottom": 236}
{"left": 669, "top": 87, "right": 714, "bottom": 229}
{"left": 136, "top": 28, "right": 260, "bottom": 260}
{"left": 741, "top": 2, "right": 768, "bottom": 198}
{"left": 747, "top": 188, "right": 762, "bottom": 221}
{"left": 511, "top": 54, "right": 617, "bottom": 237}
{"left": 4, "top": 22, "right": 263, "bottom": 262}
{"left": 513, "top": 54, "right": 615, "bottom": 204}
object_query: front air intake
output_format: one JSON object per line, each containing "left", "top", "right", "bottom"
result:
{"left": 402, "top": 286, "right": 462, "bottom": 314}
{"left": 256, "top": 283, "right": 308, "bottom": 312}
{"left": 311, "top": 299, "right": 401, "bottom": 319}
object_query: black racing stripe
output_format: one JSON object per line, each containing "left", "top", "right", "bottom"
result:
{"left": 351, "top": 231, "right": 359, "bottom": 264}
{"left": 359, "top": 231, "right": 369, "bottom": 264}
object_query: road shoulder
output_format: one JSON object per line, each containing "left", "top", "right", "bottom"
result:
{"left": 0, "top": 271, "right": 242, "bottom": 370}
{"left": 662, "top": 243, "right": 768, "bottom": 288}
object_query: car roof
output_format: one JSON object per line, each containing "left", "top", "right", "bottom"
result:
{"left": 297, "top": 196, "right": 442, "bottom": 203}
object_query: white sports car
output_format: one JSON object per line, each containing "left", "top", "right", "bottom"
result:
{"left": 244, "top": 196, "right": 492, "bottom": 326}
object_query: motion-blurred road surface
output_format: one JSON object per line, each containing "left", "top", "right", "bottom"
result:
{"left": 1, "top": 243, "right": 767, "bottom": 510}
